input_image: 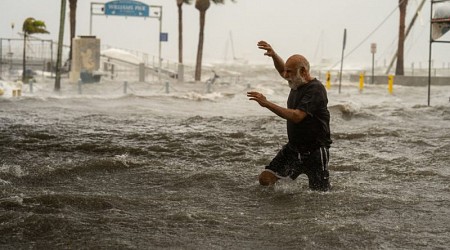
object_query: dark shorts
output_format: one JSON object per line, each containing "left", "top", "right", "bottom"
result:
{"left": 264, "top": 144, "right": 331, "bottom": 191}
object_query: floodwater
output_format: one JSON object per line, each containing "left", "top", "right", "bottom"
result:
{"left": 1, "top": 65, "right": 450, "bottom": 249}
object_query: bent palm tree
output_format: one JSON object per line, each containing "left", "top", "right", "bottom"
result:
{"left": 22, "top": 17, "right": 49, "bottom": 83}
{"left": 194, "top": 0, "right": 235, "bottom": 81}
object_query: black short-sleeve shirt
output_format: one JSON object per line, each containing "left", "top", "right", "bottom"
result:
{"left": 286, "top": 78, "right": 332, "bottom": 151}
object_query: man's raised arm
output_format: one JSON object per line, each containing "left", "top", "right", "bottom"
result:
{"left": 257, "top": 41, "right": 285, "bottom": 77}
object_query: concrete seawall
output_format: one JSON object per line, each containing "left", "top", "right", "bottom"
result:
{"left": 350, "top": 75, "right": 450, "bottom": 86}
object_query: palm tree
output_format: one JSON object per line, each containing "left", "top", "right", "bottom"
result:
{"left": 22, "top": 17, "right": 49, "bottom": 83}
{"left": 395, "top": 0, "right": 408, "bottom": 76}
{"left": 177, "top": 0, "right": 192, "bottom": 64}
{"left": 194, "top": 0, "right": 235, "bottom": 81}
{"left": 177, "top": 0, "right": 192, "bottom": 82}
{"left": 69, "top": 0, "right": 78, "bottom": 70}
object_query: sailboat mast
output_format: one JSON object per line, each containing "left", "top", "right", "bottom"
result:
{"left": 229, "top": 31, "right": 236, "bottom": 60}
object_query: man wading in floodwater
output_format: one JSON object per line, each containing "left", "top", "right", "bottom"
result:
{"left": 247, "top": 41, "right": 332, "bottom": 191}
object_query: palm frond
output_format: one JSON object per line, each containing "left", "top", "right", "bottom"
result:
{"left": 33, "top": 28, "right": 50, "bottom": 34}
{"left": 32, "top": 20, "right": 47, "bottom": 27}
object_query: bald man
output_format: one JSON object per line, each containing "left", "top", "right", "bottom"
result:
{"left": 247, "top": 41, "right": 332, "bottom": 191}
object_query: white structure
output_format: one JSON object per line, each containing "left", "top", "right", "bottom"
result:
{"left": 70, "top": 36, "right": 101, "bottom": 83}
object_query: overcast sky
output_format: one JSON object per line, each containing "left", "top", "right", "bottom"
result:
{"left": 1, "top": 0, "right": 449, "bottom": 69}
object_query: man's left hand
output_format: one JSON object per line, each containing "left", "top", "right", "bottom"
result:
{"left": 247, "top": 91, "right": 268, "bottom": 107}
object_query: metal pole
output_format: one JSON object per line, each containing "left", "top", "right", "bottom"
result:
{"left": 371, "top": 52, "right": 375, "bottom": 84}
{"left": 207, "top": 80, "right": 211, "bottom": 93}
{"left": 78, "top": 80, "right": 82, "bottom": 94}
{"left": 8, "top": 39, "right": 12, "bottom": 73}
{"left": 55, "top": 0, "right": 67, "bottom": 92}
{"left": 50, "top": 40, "right": 54, "bottom": 77}
{"left": 338, "top": 28, "right": 347, "bottom": 94}
{"left": 428, "top": 1, "right": 433, "bottom": 106}
{"left": 90, "top": 3, "right": 93, "bottom": 35}
{"left": 158, "top": 6, "right": 163, "bottom": 82}
{"left": 0, "top": 39, "right": 3, "bottom": 77}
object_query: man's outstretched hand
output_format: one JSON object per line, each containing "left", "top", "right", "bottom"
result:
{"left": 257, "top": 41, "right": 276, "bottom": 57}
{"left": 247, "top": 91, "right": 269, "bottom": 107}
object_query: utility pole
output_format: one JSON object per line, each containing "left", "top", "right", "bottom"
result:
{"left": 386, "top": 0, "right": 425, "bottom": 74}
{"left": 55, "top": 0, "right": 66, "bottom": 92}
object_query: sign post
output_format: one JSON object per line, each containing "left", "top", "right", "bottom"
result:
{"left": 370, "top": 43, "right": 377, "bottom": 84}
{"left": 89, "top": 0, "right": 164, "bottom": 81}
{"left": 338, "top": 28, "right": 347, "bottom": 94}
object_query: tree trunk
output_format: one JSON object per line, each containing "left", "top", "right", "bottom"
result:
{"left": 22, "top": 33, "right": 27, "bottom": 83}
{"left": 194, "top": 0, "right": 210, "bottom": 81}
{"left": 395, "top": 0, "right": 408, "bottom": 76}
{"left": 195, "top": 10, "right": 206, "bottom": 81}
{"left": 69, "top": 0, "right": 77, "bottom": 70}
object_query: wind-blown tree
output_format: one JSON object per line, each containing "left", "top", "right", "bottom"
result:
{"left": 395, "top": 0, "right": 408, "bottom": 76}
{"left": 177, "top": 0, "right": 192, "bottom": 65}
{"left": 69, "top": 0, "right": 78, "bottom": 70}
{"left": 22, "top": 17, "right": 49, "bottom": 83}
{"left": 194, "top": 0, "right": 235, "bottom": 81}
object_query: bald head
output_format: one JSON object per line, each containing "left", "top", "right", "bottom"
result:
{"left": 285, "top": 54, "right": 310, "bottom": 73}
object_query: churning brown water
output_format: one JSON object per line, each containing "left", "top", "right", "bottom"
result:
{"left": 1, "top": 66, "right": 449, "bottom": 249}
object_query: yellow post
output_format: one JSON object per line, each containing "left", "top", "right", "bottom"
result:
{"left": 326, "top": 71, "right": 331, "bottom": 90}
{"left": 359, "top": 72, "right": 364, "bottom": 93}
{"left": 388, "top": 75, "right": 394, "bottom": 94}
